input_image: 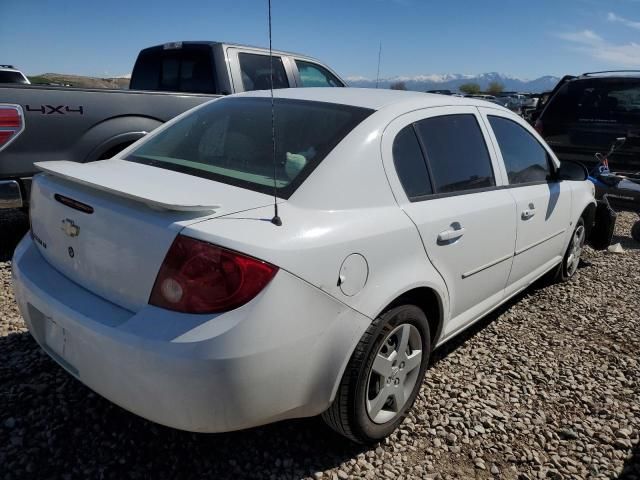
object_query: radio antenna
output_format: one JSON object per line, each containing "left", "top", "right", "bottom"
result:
{"left": 268, "top": 0, "right": 282, "bottom": 226}
{"left": 375, "top": 42, "right": 382, "bottom": 89}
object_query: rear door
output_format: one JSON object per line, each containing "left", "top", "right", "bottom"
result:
{"left": 540, "top": 77, "right": 640, "bottom": 171}
{"left": 382, "top": 106, "right": 517, "bottom": 337}
{"left": 481, "top": 108, "right": 571, "bottom": 292}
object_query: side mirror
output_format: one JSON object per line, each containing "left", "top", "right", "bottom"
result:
{"left": 557, "top": 160, "right": 588, "bottom": 181}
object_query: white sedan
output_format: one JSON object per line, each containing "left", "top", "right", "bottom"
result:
{"left": 12, "top": 88, "right": 597, "bottom": 443}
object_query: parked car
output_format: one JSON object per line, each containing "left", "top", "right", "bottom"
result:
{"left": 465, "top": 94, "right": 496, "bottom": 100}
{"left": 0, "top": 41, "right": 346, "bottom": 209}
{"left": 535, "top": 71, "right": 640, "bottom": 172}
{"left": 0, "top": 65, "right": 30, "bottom": 85}
{"left": 13, "top": 88, "right": 601, "bottom": 444}
{"left": 426, "top": 89, "right": 452, "bottom": 95}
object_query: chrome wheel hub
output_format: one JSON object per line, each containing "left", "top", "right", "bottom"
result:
{"left": 366, "top": 324, "right": 423, "bottom": 424}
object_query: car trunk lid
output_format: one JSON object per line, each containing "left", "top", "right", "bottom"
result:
{"left": 29, "top": 159, "right": 273, "bottom": 312}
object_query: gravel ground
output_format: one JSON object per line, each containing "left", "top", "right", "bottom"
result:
{"left": 1, "top": 210, "right": 638, "bottom": 480}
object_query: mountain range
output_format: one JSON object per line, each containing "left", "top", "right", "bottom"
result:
{"left": 346, "top": 72, "right": 561, "bottom": 93}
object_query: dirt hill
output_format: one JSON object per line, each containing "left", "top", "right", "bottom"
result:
{"left": 27, "top": 73, "right": 130, "bottom": 89}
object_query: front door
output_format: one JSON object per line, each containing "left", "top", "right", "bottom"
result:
{"left": 480, "top": 109, "right": 571, "bottom": 292}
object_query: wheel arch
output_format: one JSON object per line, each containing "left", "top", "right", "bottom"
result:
{"left": 378, "top": 286, "right": 445, "bottom": 347}
{"left": 78, "top": 115, "right": 164, "bottom": 163}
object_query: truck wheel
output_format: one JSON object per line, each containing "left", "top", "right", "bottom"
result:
{"left": 632, "top": 220, "right": 640, "bottom": 243}
{"left": 322, "top": 304, "right": 430, "bottom": 444}
{"left": 552, "top": 217, "right": 586, "bottom": 283}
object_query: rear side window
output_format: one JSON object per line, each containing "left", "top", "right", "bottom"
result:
{"left": 295, "top": 60, "right": 344, "bottom": 87}
{"left": 544, "top": 78, "right": 640, "bottom": 126}
{"left": 130, "top": 45, "right": 216, "bottom": 93}
{"left": 414, "top": 114, "right": 495, "bottom": 194}
{"left": 238, "top": 53, "right": 289, "bottom": 91}
{"left": 489, "top": 116, "right": 550, "bottom": 184}
{"left": 125, "top": 97, "right": 372, "bottom": 199}
{"left": 393, "top": 126, "right": 433, "bottom": 198}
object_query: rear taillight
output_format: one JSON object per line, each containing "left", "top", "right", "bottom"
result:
{"left": 0, "top": 105, "right": 24, "bottom": 151}
{"left": 534, "top": 119, "right": 543, "bottom": 135}
{"left": 149, "top": 235, "right": 278, "bottom": 314}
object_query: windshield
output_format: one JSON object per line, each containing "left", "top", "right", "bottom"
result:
{"left": 126, "top": 97, "right": 373, "bottom": 198}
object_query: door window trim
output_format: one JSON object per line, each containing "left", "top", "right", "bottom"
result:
{"left": 383, "top": 106, "right": 509, "bottom": 204}
{"left": 293, "top": 59, "right": 346, "bottom": 88}
{"left": 478, "top": 106, "right": 562, "bottom": 189}
{"left": 225, "top": 47, "right": 296, "bottom": 92}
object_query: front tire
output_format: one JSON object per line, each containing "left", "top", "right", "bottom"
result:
{"left": 631, "top": 220, "right": 640, "bottom": 243}
{"left": 322, "top": 304, "right": 431, "bottom": 444}
{"left": 552, "top": 217, "right": 586, "bottom": 282}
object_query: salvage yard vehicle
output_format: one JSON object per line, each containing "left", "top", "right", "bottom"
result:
{"left": 535, "top": 71, "right": 640, "bottom": 172}
{"left": 12, "top": 88, "right": 601, "bottom": 444}
{"left": 0, "top": 65, "right": 30, "bottom": 85}
{"left": 0, "top": 41, "right": 346, "bottom": 209}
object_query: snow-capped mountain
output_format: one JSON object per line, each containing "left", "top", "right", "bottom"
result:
{"left": 345, "top": 72, "right": 560, "bottom": 93}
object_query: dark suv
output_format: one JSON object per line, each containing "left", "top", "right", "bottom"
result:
{"left": 535, "top": 71, "right": 640, "bottom": 172}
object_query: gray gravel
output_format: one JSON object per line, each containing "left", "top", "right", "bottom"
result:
{"left": 1, "top": 210, "right": 639, "bottom": 479}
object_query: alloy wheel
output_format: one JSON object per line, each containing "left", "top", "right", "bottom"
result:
{"left": 366, "top": 324, "right": 423, "bottom": 424}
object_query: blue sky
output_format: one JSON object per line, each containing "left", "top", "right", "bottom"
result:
{"left": 1, "top": 0, "right": 639, "bottom": 80}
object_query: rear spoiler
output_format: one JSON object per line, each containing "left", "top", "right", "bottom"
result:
{"left": 35, "top": 160, "right": 221, "bottom": 212}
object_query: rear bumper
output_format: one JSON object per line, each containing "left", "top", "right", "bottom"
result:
{"left": 11, "top": 236, "right": 371, "bottom": 432}
{"left": 0, "top": 179, "right": 23, "bottom": 209}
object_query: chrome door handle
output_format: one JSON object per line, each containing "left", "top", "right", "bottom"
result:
{"left": 521, "top": 209, "right": 536, "bottom": 220}
{"left": 437, "top": 225, "right": 465, "bottom": 243}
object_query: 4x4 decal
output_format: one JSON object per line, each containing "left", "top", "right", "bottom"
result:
{"left": 26, "top": 105, "right": 84, "bottom": 115}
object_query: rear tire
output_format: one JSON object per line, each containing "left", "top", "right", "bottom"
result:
{"left": 632, "top": 220, "right": 640, "bottom": 243}
{"left": 552, "top": 217, "right": 586, "bottom": 283}
{"left": 321, "top": 304, "right": 431, "bottom": 444}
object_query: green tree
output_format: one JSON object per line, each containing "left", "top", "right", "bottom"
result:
{"left": 390, "top": 81, "right": 407, "bottom": 91}
{"left": 459, "top": 82, "right": 481, "bottom": 95}
{"left": 487, "top": 81, "right": 505, "bottom": 95}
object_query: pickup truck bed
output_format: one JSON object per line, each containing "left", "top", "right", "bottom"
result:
{"left": 0, "top": 84, "right": 216, "bottom": 200}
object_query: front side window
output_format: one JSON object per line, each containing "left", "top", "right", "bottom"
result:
{"left": 489, "top": 116, "right": 550, "bottom": 184}
{"left": 414, "top": 114, "right": 495, "bottom": 194}
{"left": 238, "top": 53, "right": 289, "bottom": 91}
{"left": 295, "top": 60, "right": 344, "bottom": 87}
{"left": 126, "top": 97, "right": 372, "bottom": 198}
{"left": 392, "top": 126, "right": 432, "bottom": 198}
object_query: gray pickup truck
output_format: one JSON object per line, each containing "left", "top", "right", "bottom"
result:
{"left": 0, "top": 41, "right": 346, "bottom": 209}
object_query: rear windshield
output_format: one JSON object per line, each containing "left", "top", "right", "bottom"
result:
{"left": 125, "top": 97, "right": 373, "bottom": 198}
{"left": 130, "top": 45, "right": 216, "bottom": 94}
{"left": 544, "top": 78, "right": 640, "bottom": 125}
{"left": 0, "top": 71, "right": 28, "bottom": 84}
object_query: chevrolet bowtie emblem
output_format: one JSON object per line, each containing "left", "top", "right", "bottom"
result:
{"left": 61, "top": 218, "right": 80, "bottom": 238}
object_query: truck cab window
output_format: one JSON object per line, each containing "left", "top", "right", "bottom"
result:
{"left": 130, "top": 46, "right": 216, "bottom": 94}
{"left": 295, "top": 60, "right": 344, "bottom": 87}
{"left": 238, "top": 53, "right": 289, "bottom": 91}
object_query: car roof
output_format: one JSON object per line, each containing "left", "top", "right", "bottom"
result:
{"left": 234, "top": 87, "right": 508, "bottom": 111}
{"left": 141, "top": 41, "right": 316, "bottom": 62}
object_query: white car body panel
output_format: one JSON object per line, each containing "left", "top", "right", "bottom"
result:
{"left": 12, "top": 88, "right": 597, "bottom": 433}
{"left": 36, "top": 159, "right": 224, "bottom": 211}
